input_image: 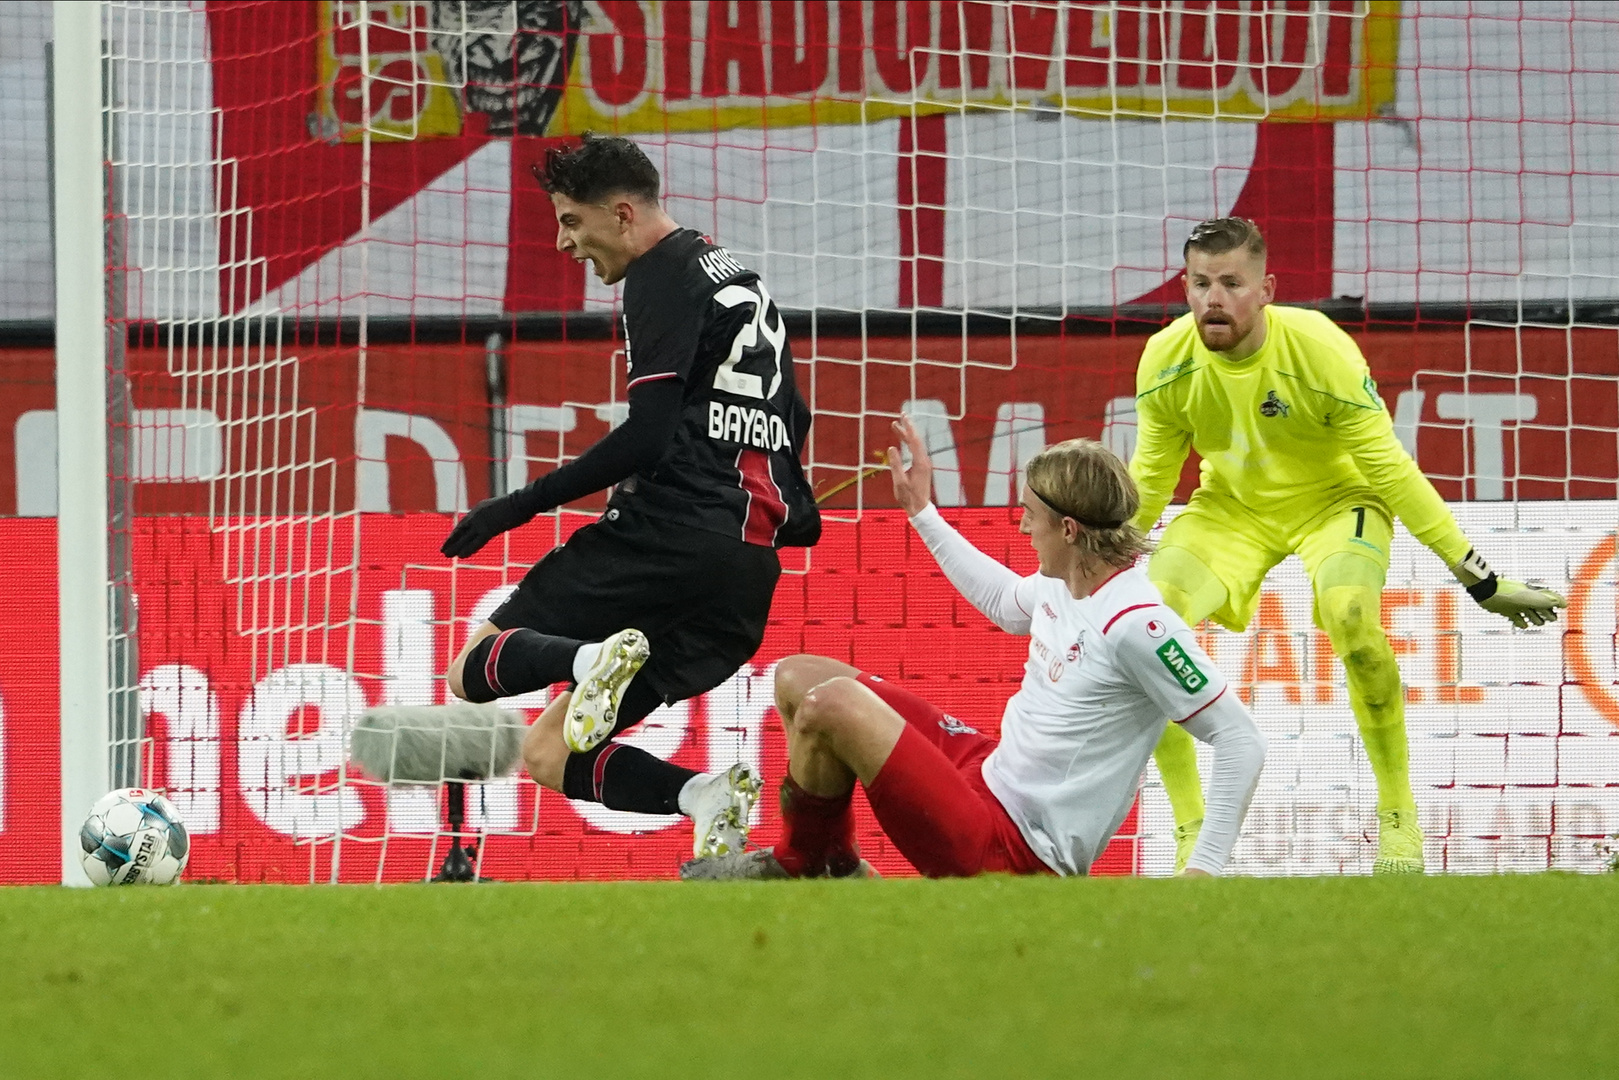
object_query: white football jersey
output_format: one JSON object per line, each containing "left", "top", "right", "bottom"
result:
{"left": 980, "top": 566, "right": 1228, "bottom": 876}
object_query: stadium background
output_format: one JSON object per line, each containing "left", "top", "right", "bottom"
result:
{"left": 0, "top": 0, "right": 1614, "bottom": 882}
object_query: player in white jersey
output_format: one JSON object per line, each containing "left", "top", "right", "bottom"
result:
{"left": 682, "top": 420, "right": 1265, "bottom": 880}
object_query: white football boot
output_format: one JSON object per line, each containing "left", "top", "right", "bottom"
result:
{"left": 564, "top": 628, "right": 650, "bottom": 753}
{"left": 685, "top": 763, "right": 762, "bottom": 858}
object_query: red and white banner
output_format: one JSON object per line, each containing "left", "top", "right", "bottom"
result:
{"left": 0, "top": 324, "right": 1613, "bottom": 521}
{"left": 10, "top": 4, "right": 1619, "bottom": 320}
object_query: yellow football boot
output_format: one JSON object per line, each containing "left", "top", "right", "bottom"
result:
{"left": 1373, "top": 808, "right": 1425, "bottom": 874}
{"left": 1173, "top": 818, "right": 1203, "bottom": 875}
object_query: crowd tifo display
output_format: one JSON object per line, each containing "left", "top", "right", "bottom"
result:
{"left": 0, "top": 1, "right": 1614, "bottom": 882}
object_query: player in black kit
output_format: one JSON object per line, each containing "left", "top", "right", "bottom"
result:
{"left": 441, "top": 133, "right": 820, "bottom": 859}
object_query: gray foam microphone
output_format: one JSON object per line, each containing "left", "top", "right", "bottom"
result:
{"left": 349, "top": 702, "right": 530, "bottom": 883}
{"left": 349, "top": 702, "right": 526, "bottom": 784}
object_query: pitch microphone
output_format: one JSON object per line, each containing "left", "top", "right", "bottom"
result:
{"left": 349, "top": 703, "right": 528, "bottom": 881}
{"left": 350, "top": 702, "right": 525, "bottom": 784}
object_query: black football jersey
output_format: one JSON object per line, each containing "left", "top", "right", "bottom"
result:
{"left": 609, "top": 228, "right": 820, "bottom": 548}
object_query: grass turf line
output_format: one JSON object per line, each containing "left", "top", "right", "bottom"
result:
{"left": 2, "top": 875, "right": 1613, "bottom": 1080}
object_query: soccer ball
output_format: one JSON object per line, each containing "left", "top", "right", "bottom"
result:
{"left": 79, "top": 788, "right": 189, "bottom": 886}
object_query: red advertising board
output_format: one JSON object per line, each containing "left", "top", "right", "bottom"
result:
{"left": 0, "top": 511, "right": 1146, "bottom": 884}
{"left": 5, "top": 505, "right": 1616, "bottom": 884}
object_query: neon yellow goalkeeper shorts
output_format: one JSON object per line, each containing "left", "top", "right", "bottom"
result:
{"left": 1151, "top": 490, "right": 1393, "bottom": 632}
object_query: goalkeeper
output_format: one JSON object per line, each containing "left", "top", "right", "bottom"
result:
{"left": 1133, "top": 218, "right": 1566, "bottom": 874}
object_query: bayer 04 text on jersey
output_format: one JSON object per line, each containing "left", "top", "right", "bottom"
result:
{"left": 708, "top": 400, "right": 791, "bottom": 452}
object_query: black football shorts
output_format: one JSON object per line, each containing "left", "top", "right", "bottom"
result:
{"left": 489, "top": 502, "right": 781, "bottom": 705}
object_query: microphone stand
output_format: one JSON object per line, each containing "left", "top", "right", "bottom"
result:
{"left": 431, "top": 773, "right": 486, "bottom": 882}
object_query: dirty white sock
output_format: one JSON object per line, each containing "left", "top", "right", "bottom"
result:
{"left": 571, "top": 642, "right": 603, "bottom": 684}
{"left": 677, "top": 773, "right": 717, "bottom": 817}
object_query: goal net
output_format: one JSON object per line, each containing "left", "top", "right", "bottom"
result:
{"left": 10, "top": 0, "right": 1616, "bottom": 882}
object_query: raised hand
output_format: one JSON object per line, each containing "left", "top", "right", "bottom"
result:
{"left": 886, "top": 414, "right": 934, "bottom": 517}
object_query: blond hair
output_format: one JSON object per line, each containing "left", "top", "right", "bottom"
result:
{"left": 1023, "top": 439, "right": 1152, "bottom": 568}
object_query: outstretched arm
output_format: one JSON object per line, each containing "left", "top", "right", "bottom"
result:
{"left": 1338, "top": 405, "right": 1566, "bottom": 628}
{"left": 441, "top": 376, "right": 683, "bottom": 558}
{"left": 1179, "top": 692, "right": 1265, "bottom": 876}
{"left": 1114, "top": 613, "right": 1263, "bottom": 876}
{"left": 889, "top": 416, "right": 1034, "bottom": 635}
{"left": 1337, "top": 400, "right": 1469, "bottom": 564}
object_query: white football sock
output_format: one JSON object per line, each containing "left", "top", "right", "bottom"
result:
{"left": 571, "top": 642, "right": 603, "bottom": 684}
{"left": 677, "top": 773, "right": 716, "bottom": 817}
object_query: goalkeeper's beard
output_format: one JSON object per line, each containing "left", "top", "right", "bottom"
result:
{"left": 1196, "top": 313, "right": 1252, "bottom": 352}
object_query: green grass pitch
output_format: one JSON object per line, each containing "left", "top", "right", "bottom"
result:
{"left": 3, "top": 875, "right": 1614, "bottom": 1079}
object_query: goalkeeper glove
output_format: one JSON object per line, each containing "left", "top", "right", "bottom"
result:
{"left": 1448, "top": 549, "right": 1567, "bottom": 629}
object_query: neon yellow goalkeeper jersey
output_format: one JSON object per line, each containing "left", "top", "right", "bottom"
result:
{"left": 1128, "top": 305, "right": 1469, "bottom": 565}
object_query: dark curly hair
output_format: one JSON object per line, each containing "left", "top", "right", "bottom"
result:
{"left": 1183, "top": 217, "right": 1266, "bottom": 261}
{"left": 532, "top": 131, "right": 660, "bottom": 205}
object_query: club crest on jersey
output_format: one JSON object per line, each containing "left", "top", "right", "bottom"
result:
{"left": 938, "top": 714, "right": 979, "bottom": 736}
{"left": 1145, "top": 619, "right": 1167, "bottom": 639}
{"left": 1155, "top": 640, "right": 1208, "bottom": 693}
{"left": 1066, "top": 633, "right": 1085, "bottom": 663}
{"left": 1259, "top": 390, "right": 1290, "bottom": 418}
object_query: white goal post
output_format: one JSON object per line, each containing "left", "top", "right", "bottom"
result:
{"left": 53, "top": 0, "right": 111, "bottom": 888}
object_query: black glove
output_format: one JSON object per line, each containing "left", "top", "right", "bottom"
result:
{"left": 440, "top": 492, "right": 541, "bottom": 558}
{"left": 440, "top": 378, "right": 683, "bottom": 559}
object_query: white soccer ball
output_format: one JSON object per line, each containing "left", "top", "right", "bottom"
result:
{"left": 79, "top": 788, "right": 190, "bottom": 886}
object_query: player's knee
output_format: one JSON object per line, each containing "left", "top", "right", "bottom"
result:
{"left": 446, "top": 663, "right": 471, "bottom": 702}
{"left": 448, "top": 624, "right": 505, "bottom": 704}
{"left": 1154, "top": 581, "right": 1197, "bottom": 623}
{"left": 773, "top": 654, "right": 818, "bottom": 712}
{"left": 449, "top": 635, "right": 500, "bottom": 704}
{"left": 793, "top": 676, "right": 868, "bottom": 741}
{"left": 1319, "top": 585, "right": 1378, "bottom": 647}
{"left": 774, "top": 654, "right": 849, "bottom": 728}
{"left": 1147, "top": 546, "right": 1226, "bottom": 624}
{"left": 1320, "top": 584, "right": 1396, "bottom": 676}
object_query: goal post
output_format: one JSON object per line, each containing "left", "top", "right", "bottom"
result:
{"left": 52, "top": 0, "right": 110, "bottom": 887}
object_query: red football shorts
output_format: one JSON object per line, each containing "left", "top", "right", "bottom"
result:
{"left": 857, "top": 672, "right": 1053, "bottom": 878}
